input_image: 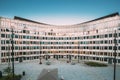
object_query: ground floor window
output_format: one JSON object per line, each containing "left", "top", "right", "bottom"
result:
{"left": 118, "top": 59, "right": 120, "bottom": 63}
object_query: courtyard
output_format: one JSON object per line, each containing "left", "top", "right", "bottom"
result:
{"left": 0, "top": 59, "right": 120, "bottom": 80}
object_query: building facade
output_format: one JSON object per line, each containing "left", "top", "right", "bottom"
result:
{"left": 0, "top": 12, "right": 120, "bottom": 64}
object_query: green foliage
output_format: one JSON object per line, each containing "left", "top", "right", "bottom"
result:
{"left": 3, "top": 67, "right": 12, "bottom": 74}
{"left": 85, "top": 61, "right": 108, "bottom": 67}
{"left": 0, "top": 67, "right": 22, "bottom": 80}
{"left": 0, "top": 74, "right": 22, "bottom": 80}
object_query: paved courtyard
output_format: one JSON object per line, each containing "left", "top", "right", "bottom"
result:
{"left": 0, "top": 59, "right": 120, "bottom": 80}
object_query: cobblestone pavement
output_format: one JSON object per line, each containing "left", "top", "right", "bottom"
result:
{"left": 0, "top": 59, "right": 120, "bottom": 80}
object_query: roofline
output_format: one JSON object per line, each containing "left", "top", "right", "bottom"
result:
{"left": 14, "top": 12, "right": 119, "bottom": 26}
{"left": 14, "top": 16, "right": 50, "bottom": 25}
{"left": 80, "top": 12, "right": 119, "bottom": 24}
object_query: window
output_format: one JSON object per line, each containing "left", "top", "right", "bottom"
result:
{"left": 7, "top": 34, "right": 11, "bottom": 38}
{"left": 100, "top": 41, "right": 103, "bottom": 44}
{"left": 97, "top": 35, "right": 99, "bottom": 38}
{"left": 118, "top": 53, "right": 120, "bottom": 57}
{"left": 23, "top": 30, "right": 26, "bottom": 33}
{"left": 34, "top": 36, "right": 36, "bottom": 39}
{"left": 1, "top": 40, "right": 5, "bottom": 44}
{"left": 109, "top": 46, "right": 112, "bottom": 50}
{"left": 93, "top": 46, "right": 95, "bottom": 49}
{"left": 105, "top": 34, "right": 108, "bottom": 38}
{"left": 105, "top": 40, "right": 108, "bottom": 44}
{"left": 15, "top": 35, "right": 18, "bottom": 38}
{"left": 6, "top": 40, "right": 9, "bottom": 44}
{"left": 15, "top": 46, "right": 18, "bottom": 50}
{"left": 93, "top": 35, "right": 96, "bottom": 39}
{"left": 23, "top": 41, "right": 26, "bottom": 44}
{"left": 23, "top": 35, "right": 26, "bottom": 39}
{"left": 23, "top": 52, "right": 26, "bottom": 55}
{"left": 104, "top": 46, "right": 108, "bottom": 50}
{"left": 23, "top": 46, "right": 26, "bottom": 50}
{"left": 119, "top": 46, "right": 120, "bottom": 50}
{"left": 96, "top": 30, "right": 98, "bottom": 33}
{"left": 1, "top": 46, "right": 5, "bottom": 50}
{"left": 1, "top": 34, "right": 5, "bottom": 37}
{"left": 89, "top": 36, "right": 92, "bottom": 39}
{"left": 1, "top": 53, "right": 4, "bottom": 57}
{"left": 97, "top": 46, "right": 99, "bottom": 49}
{"left": 6, "top": 28, "right": 9, "bottom": 32}
{"left": 109, "top": 34, "right": 112, "bottom": 37}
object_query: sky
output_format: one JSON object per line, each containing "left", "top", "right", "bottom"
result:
{"left": 0, "top": 0, "right": 120, "bottom": 25}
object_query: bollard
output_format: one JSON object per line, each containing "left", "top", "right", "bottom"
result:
{"left": 22, "top": 71, "right": 25, "bottom": 76}
{"left": 0, "top": 71, "right": 2, "bottom": 78}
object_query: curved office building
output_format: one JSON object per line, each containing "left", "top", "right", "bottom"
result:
{"left": 0, "top": 12, "right": 120, "bottom": 64}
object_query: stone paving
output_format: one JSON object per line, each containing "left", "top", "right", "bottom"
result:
{"left": 0, "top": 59, "right": 120, "bottom": 80}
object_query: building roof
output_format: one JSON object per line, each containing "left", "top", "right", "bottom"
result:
{"left": 81, "top": 12, "right": 119, "bottom": 24}
{"left": 14, "top": 16, "right": 50, "bottom": 25}
{"left": 14, "top": 12, "right": 119, "bottom": 26}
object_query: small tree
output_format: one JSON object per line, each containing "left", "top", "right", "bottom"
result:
{"left": 3, "top": 67, "right": 22, "bottom": 80}
{"left": 4, "top": 67, "right": 12, "bottom": 75}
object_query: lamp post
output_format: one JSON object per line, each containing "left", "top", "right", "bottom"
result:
{"left": 78, "top": 52, "right": 80, "bottom": 63}
{"left": 113, "top": 30, "right": 117, "bottom": 80}
{"left": 78, "top": 43, "right": 80, "bottom": 63}
{"left": 7, "top": 43, "right": 11, "bottom": 74}
{"left": 69, "top": 54, "right": 71, "bottom": 63}
{"left": 67, "top": 54, "right": 69, "bottom": 63}
{"left": 11, "top": 28, "right": 14, "bottom": 79}
{"left": 39, "top": 41, "right": 42, "bottom": 64}
{"left": 45, "top": 52, "right": 48, "bottom": 61}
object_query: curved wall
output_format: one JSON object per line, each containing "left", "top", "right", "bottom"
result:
{"left": 0, "top": 13, "right": 120, "bottom": 64}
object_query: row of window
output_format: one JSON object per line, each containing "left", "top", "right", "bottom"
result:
{"left": 1, "top": 40, "right": 40, "bottom": 44}
{"left": 41, "top": 46, "right": 120, "bottom": 50}
{"left": 41, "top": 33, "right": 120, "bottom": 40}
{"left": 1, "top": 40, "right": 120, "bottom": 45}
{"left": 1, "top": 56, "right": 39, "bottom": 62}
{"left": 1, "top": 28, "right": 33, "bottom": 34}
{"left": 2, "top": 39, "right": 120, "bottom": 45}
{"left": 1, "top": 33, "right": 120, "bottom": 40}
{"left": 1, "top": 51, "right": 120, "bottom": 58}
{"left": 1, "top": 46, "right": 40, "bottom": 50}
{"left": 1, "top": 46, "right": 120, "bottom": 50}
{"left": 2, "top": 55, "right": 120, "bottom": 63}
{"left": 1, "top": 51, "right": 40, "bottom": 57}
{"left": 40, "top": 40, "right": 118, "bottom": 45}
{"left": 1, "top": 33, "right": 40, "bottom": 39}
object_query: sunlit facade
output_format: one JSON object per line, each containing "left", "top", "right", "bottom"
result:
{"left": 0, "top": 12, "right": 120, "bottom": 64}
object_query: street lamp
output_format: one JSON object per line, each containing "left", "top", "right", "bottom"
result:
{"left": 78, "top": 52, "right": 80, "bottom": 63}
{"left": 45, "top": 52, "right": 48, "bottom": 61}
{"left": 7, "top": 42, "right": 11, "bottom": 74}
{"left": 39, "top": 41, "right": 42, "bottom": 64}
{"left": 69, "top": 54, "right": 71, "bottom": 62}
{"left": 11, "top": 28, "right": 14, "bottom": 79}
{"left": 113, "top": 30, "right": 117, "bottom": 80}
{"left": 78, "top": 44, "right": 80, "bottom": 63}
{"left": 66, "top": 54, "right": 69, "bottom": 63}
{"left": 68, "top": 53, "right": 71, "bottom": 63}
